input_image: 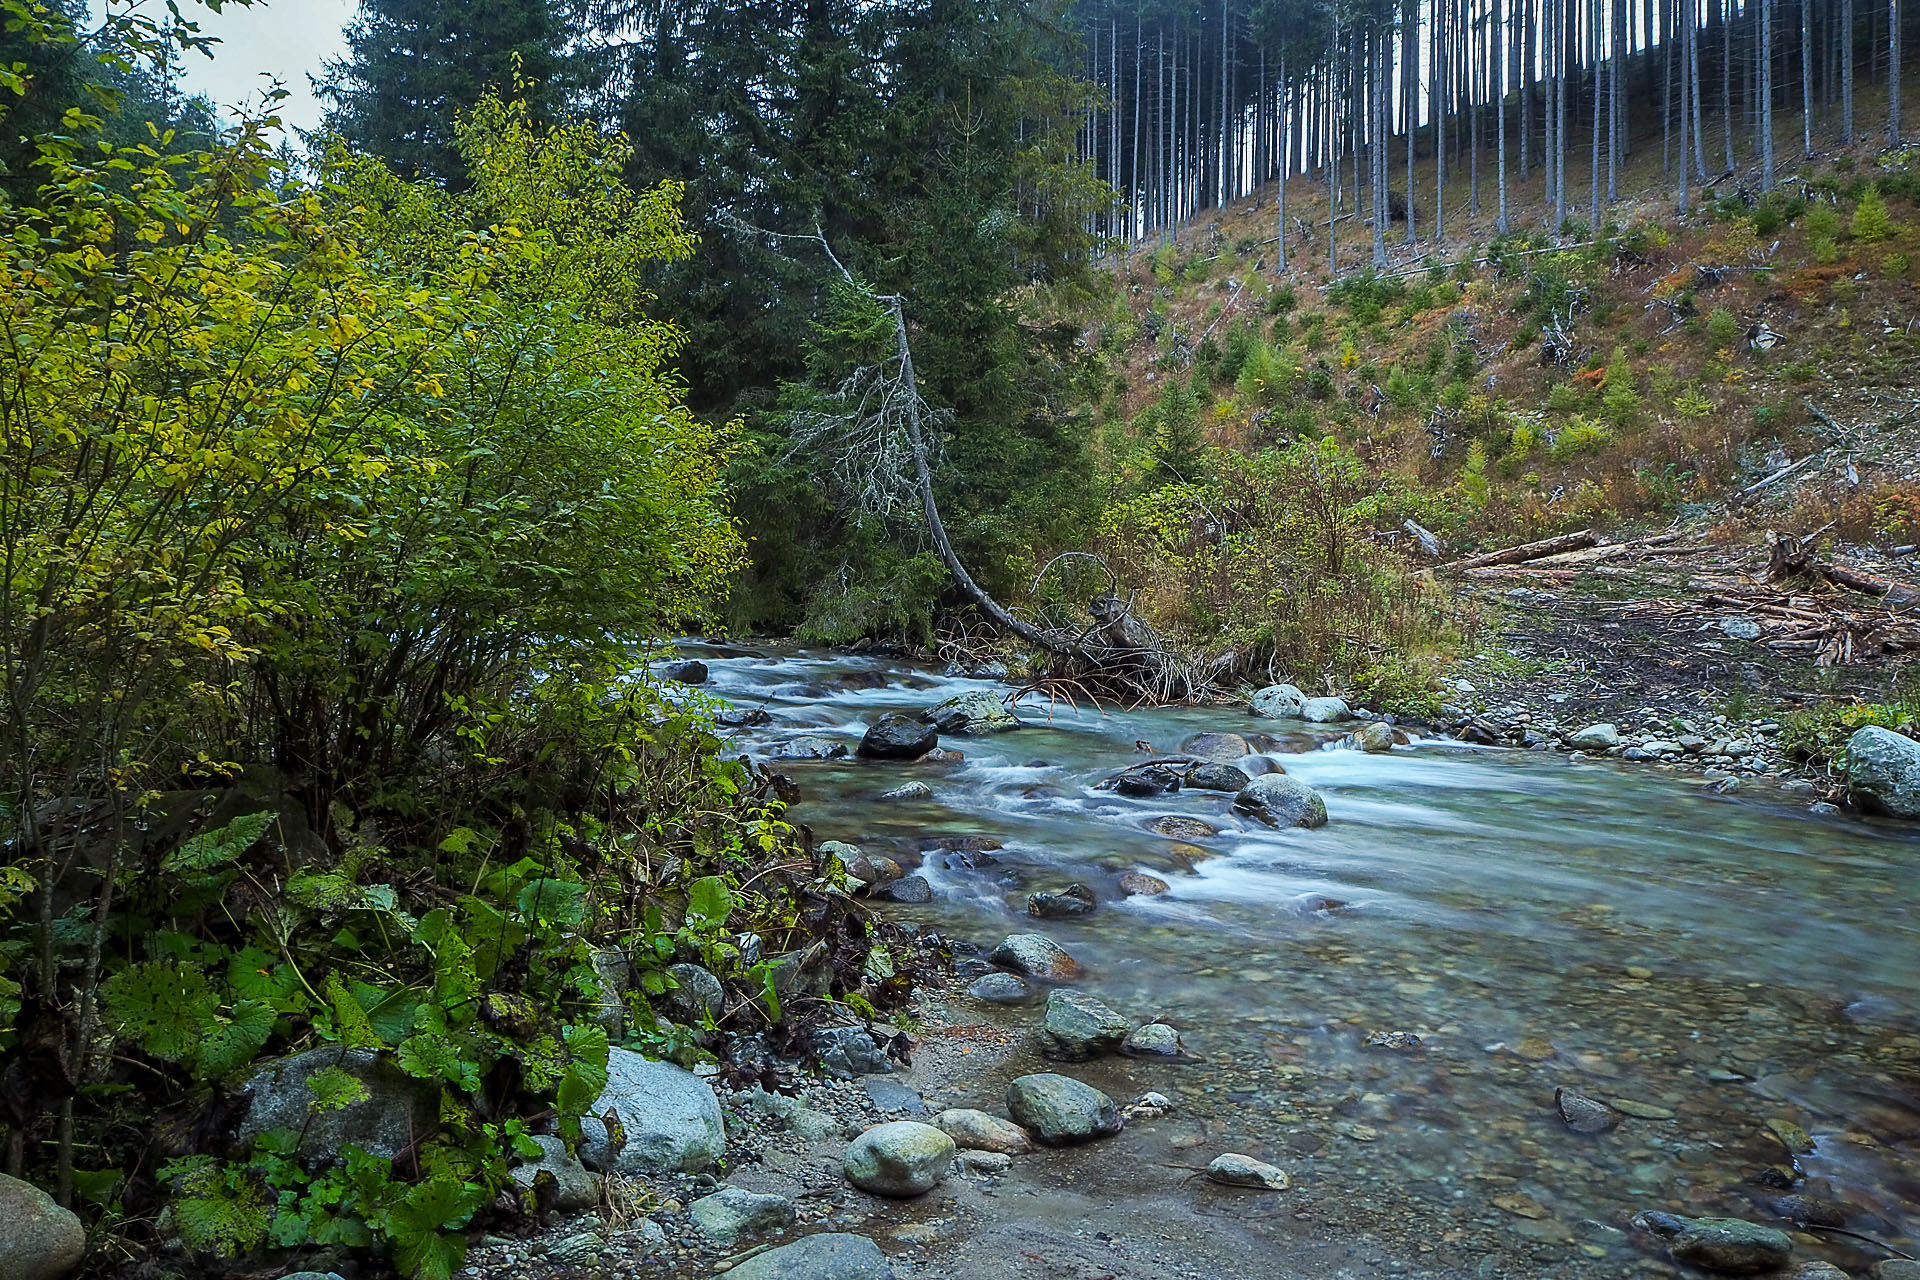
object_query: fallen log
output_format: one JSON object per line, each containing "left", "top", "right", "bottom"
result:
{"left": 1732, "top": 451, "right": 1823, "bottom": 502}
{"left": 1439, "top": 529, "right": 1599, "bottom": 573}
{"left": 1766, "top": 530, "right": 1920, "bottom": 605}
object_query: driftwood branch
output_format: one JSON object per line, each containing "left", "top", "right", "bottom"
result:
{"left": 1438, "top": 529, "right": 1599, "bottom": 573}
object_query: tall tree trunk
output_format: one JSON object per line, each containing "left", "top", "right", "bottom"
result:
{"left": 1471, "top": 0, "right": 1483, "bottom": 216}
{"left": 1664, "top": 0, "right": 1675, "bottom": 171}
{"left": 1132, "top": 13, "right": 1143, "bottom": 242}
{"left": 1374, "top": 26, "right": 1389, "bottom": 267}
{"left": 1523, "top": 0, "right": 1536, "bottom": 174}
{"left": 1891, "top": 0, "right": 1904, "bottom": 141}
{"left": 1556, "top": 0, "right": 1570, "bottom": 227}
{"left": 1278, "top": 59, "right": 1289, "bottom": 271}
{"left": 1722, "top": 0, "right": 1737, "bottom": 170}
{"left": 1592, "top": 0, "right": 1604, "bottom": 220}
{"left": 1497, "top": 0, "right": 1511, "bottom": 230}
{"left": 1435, "top": 0, "right": 1449, "bottom": 237}
{"left": 1843, "top": 0, "right": 1855, "bottom": 142}
{"left": 1762, "top": 0, "right": 1776, "bottom": 187}
{"left": 1690, "top": 0, "right": 1709, "bottom": 178}
{"left": 1680, "top": 0, "right": 1694, "bottom": 211}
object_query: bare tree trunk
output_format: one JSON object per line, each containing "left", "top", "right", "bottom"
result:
{"left": 1691, "top": 0, "right": 1709, "bottom": 177}
{"left": 1802, "top": 0, "right": 1814, "bottom": 155}
{"left": 1435, "top": 0, "right": 1448, "bottom": 237}
{"left": 1497, "top": 0, "right": 1511, "bottom": 230}
{"left": 1843, "top": 0, "right": 1855, "bottom": 142}
{"left": 1592, "top": 0, "right": 1604, "bottom": 221}
{"left": 1374, "top": 25, "right": 1389, "bottom": 267}
{"left": 1680, "top": 0, "right": 1694, "bottom": 212}
{"left": 1762, "top": 0, "right": 1777, "bottom": 186}
{"left": 1722, "top": 0, "right": 1737, "bottom": 170}
{"left": 1278, "top": 59, "right": 1289, "bottom": 271}
{"left": 1892, "top": 0, "right": 1904, "bottom": 141}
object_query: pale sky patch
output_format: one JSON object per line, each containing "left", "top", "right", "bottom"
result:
{"left": 172, "top": 0, "right": 355, "bottom": 137}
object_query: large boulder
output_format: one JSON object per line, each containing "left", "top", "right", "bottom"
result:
{"left": 1232, "top": 774, "right": 1329, "bottom": 829}
{"left": 1300, "top": 697, "right": 1352, "bottom": 724}
{"left": 1006, "top": 1073, "right": 1123, "bottom": 1145}
{"left": 1040, "top": 989, "right": 1132, "bottom": 1061}
{"left": 723, "top": 1234, "right": 896, "bottom": 1280}
{"left": 921, "top": 691, "right": 1021, "bottom": 735}
{"left": 0, "top": 1173, "right": 85, "bottom": 1280}
{"left": 858, "top": 715, "right": 938, "bottom": 760}
{"left": 1185, "top": 762, "right": 1252, "bottom": 792}
{"left": 989, "top": 933, "right": 1082, "bottom": 981}
{"left": 842, "top": 1121, "right": 956, "bottom": 1197}
{"left": 664, "top": 962, "right": 726, "bottom": 1024}
{"left": 579, "top": 1049, "right": 725, "bottom": 1174}
{"left": 1568, "top": 723, "right": 1621, "bottom": 750}
{"left": 1180, "top": 732, "right": 1251, "bottom": 761}
{"left": 689, "top": 1187, "right": 797, "bottom": 1243}
{"left": 237, "top": 1047, "right": 437, "bottom": 1163}
{"left": 933, "top": 1108, "right": 1034, "bottom": 1155}
{"left": 1847, "top": 725, "right": 1920, "bottom": 817}
{"left": 509, "top": 1135, "right": 599, "bottom": 1213}
{"left": 1633, "top": 1213, "right": 1793, "bottom": 1274}
{"left": 1249, "top": 685, "right": 1307, "bottom": 718}
{"left": 1349, "top": 722, "right": 1395, "bottom": 754}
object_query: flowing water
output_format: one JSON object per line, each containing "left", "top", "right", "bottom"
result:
{"left": 689, "top": 645, "right": 1920, "bottom": 1275}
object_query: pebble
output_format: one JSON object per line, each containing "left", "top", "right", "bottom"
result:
{"left": 1205, "top": 1153, "right": 1290, "bottom": 1190}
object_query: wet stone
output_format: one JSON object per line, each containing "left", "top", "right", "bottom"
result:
{"left": 873, "top": 874, "right": 933, "bottom": 904}
{"left": 1556, "top": 1087, "right": 1623, "bottom": 1135}
{"left": 1114, "top": 766, "right": 1183, "bottom": 797}
{"left": 1118, "top": 872, "right": 1171, "bottom": 896}
{"left": 1147, "top": 814, "right": 1220, "bottom": 839}
{"left": 1121, "top": 1021, "right": 1186, "bottom": 1058}
{"left": 1205, "top": 1153, "right": 1290, "bottom": 1190}
{"left": 968, "top": 972, "right": 1033, "bottom": 1004}
{"left": 1027, "top": 882, "right": 1096, "bottom": 918}
{"left": 1185, "top": 762, "right": 1253, "bottom": 792}
{"left": 1634, "top": 1213, "right": 1794, "bottom": 1274}
{"left": 1041, "top": 988, "right": 1132, "bottom": 1061}
{"left": 933, "top": 1108, "right": 1034, "bottom": 1155}
{"left": 989, "top": 934, "right": 1082, "bottom": 981}
{"left": 1006, "top": 1073, "right": 1123, "bottom": 1144}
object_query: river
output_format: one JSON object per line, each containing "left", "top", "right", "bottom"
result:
{"left": 690, "top": 644, "right": 1920, "bottom": 1278}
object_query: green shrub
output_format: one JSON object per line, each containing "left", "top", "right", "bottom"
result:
{"left": 1601, "top": 347, "right": 1641, "bottom": 426}
{"left": 1266, "top": 282, "right": 1298, "bottom": 314}
{"left": 1550, "top": 418, "right": 1614, "bottom": 459}
{"left": 1886, "top": 252, "right": 1911, "bottom": 277}
{"left": 1707, "top": 307, "right": 1740, "bottom": 347}
{"left": 1546, "top": 381, "right": 1588, "bottom": 414}
{"left": 1852, "top": 184, "right": 1896, "bottom": 242}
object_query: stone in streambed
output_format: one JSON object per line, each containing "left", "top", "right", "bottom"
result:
{"left": 1847, "top": 725, "right": 1920, "bottom": 817}
{"left": 1184, "top": 762, "right": 1252, "bottom": 792}
{"left": 1147, "top": 815, "right": 1219, "bottom": 839}
{"left": 1249, "top": 685, "right": 1307, "bottom": 718}
{"left": 0, "top": 1173, "right": 85, "bottom": 1280}
{"left": 579, "top": 1048, "right": 726, "bottom": 1174}
{"left": 1556, "top": 1086, "right": 1623, "bottom": 1134}
{"left": 933, "top": 1108, "right": 1034, "bottom": 1155}
{"left": 1027, "top": 883, "right": 1096, "bottom": 918}
{"left": 921, "top": 690, "right": 1021, "bottom": 735}
{"left": 1113, "top": 766, "right": 1182, "bottom": 797}
{"left": 689, "top": 1186, "right": 796, "bottom": 1243}
{"left": 1568, "top": 723, "right": 1621, "bottom": 750}
{"left": 722, "top": 1233, "right": 897, "bottom": 1280}
{"left": 1180, "top": 731, "right": 1251, "bottom": 761}
{"left": 767, "top": 736, "right": 849, "bottom": 760}
{"left": 1006, "top": 1073, "right": 1123, "bottom": 1144}
{"left": 990, "top": 934, "right": 1082, "bottom": 981}
{"left": 1349, "top": 721, "right": 1395, "bottom": 753}
{"left": 1122, "top": 1021, "right": 1187, "bottom": 1059}
{"left": 1633, "top": 1212, "right": 1793, "bottom": 1274}
{"left": 1118, "top": 872, "right": 1170, "bottom": 896}
{"left": 509, "top": 1134, "right": 600, "bottom": 1213}
{"left": 873, "top": 874, "right": 932, "bottom": 904}
{"left": 842, "top": 1121, "right": 955, "bottom": 1197}
{"left": 663, "top": 962, "right": 725, "bottom": 1023}
{"left": 1205, "top": 1153, "right": 1290, "bottom": 1190}
{"left": 1791, "top": 1266, "right": 1850, "bottom": 1280}
{"left": 858, "top": 714, "right": 938, "bottom": 760}
{"left": 1872, "top": 1263, "right": 1920, "bottom": 1280}
{"left": 1233, "top": 773, "right": 1328, "bottom": 829}
{"left": 662, "top": 659, "right": 709, "bottom": 685}
{"left": 878, "top": 780, "right": 932, "bottom": 800}
{"left": 968, "top": 972, "right": 1033, "bottom": 1003}
{"left": 1300, "top": 697, "right": 1351, "bottom": 723}
{"left": 813, "top": 1026, "right": 893, "bottom": 1078}
{"left": 1041, "top": 988, "right": 1131, "bottom": 1061}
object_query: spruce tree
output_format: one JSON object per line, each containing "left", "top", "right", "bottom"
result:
{"left": 316, "top": 0, "right": 580, "bottom": 184}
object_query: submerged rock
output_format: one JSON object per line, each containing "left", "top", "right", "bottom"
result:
{"left": 1205, "top": 1153, "right": 1290, "bottom": 1190}
{"left": 1633, "top": 1212, "right": 1793, "bottom": 1274}
{"left": 1027, "top": 883, "right": 1096, "bottom": 918}
{"left": 990, "top": 933, "right": 1082, "bottom": 981}
{"left": 1117, "top": 872, "right": 1171, "bottom": 896}
{"left": 1180, "top": 731, "right": 1251, "bottom": 761}
{"left": 1184, "top": 762, "right": 1252, "bottom": 792}
{"left": 1233, "top": 773, "right": 1328, "bottom": 829}
{"left": 1847, "top": 725, "right": 1920, "bottom": 817}
{"left": 579, "top": 1049, "right": 725, "bottom": 1174}
{"left": 662, "top": 659, "right": 709, "bottom": 685}
{"left": 1121, "top": 1021, "right": 1187, "bottom": 1058}
{"left": 921, "top": 691, "right": 1021, "bottom": 735}
{"left": 1041, "top": 988, "right": 1132, "bottom": 1061}
{"left": 1556, "top": 1086, "right": 1623, "bottom": 1134}
{"left": 878, "top": 781, "right": 932, "bottom": 800}
{"left": 1249, "top": 684, "right": 1307, "bottom": 718}
{"left": 842, "top": 1121, "right": 955, "bottom": 1197}
{"left": 766, "top": 736, "right": 849, "bottom": 761}
{"left": 859, "top": 715, "right": 938, "bottom": 760}
{"left": 723, "top": 1233, "right": 896, "bottom": 1280}
{"left": 1006, "top": 1073, "right": 1123, "bottom": 1144}
{"left": 1147, "top": 815, "right": 1219, "bottom": 839}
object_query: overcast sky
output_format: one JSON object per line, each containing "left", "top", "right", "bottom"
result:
{"left": 174, "top": 0, "right": 355, "bottom": 136}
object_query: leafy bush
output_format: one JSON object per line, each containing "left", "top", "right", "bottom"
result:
{"left": 1707, "top": 306, "right": 1740, "bottom": 347}
{"left": 1549, "top": 419, "right": 1614, "bottom": 459}
{"left": 1601, "top": 347, "right": 1641, "bottom": 426}
{"left": 1852, "top": 184, "right": 1896, "bottom": 242}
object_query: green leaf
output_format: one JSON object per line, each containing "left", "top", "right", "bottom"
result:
{"left": 101, "top": 962, "right": 218, "bottom": 1062}
{"left": 70, "top": 1168, "right": 123, "bottom": 1206}
{"left": 686, "top": 875, "right": 732, "bottom": 927}
{"left": 326, "top": 973, "right": 382, "bottom": 1050}
{"left": 305, "top": 1065, "right": 371, "bottom": 1113}
{"left": 197, "top": 999, "right": 275, "bottom": 1077}
{"left": 162, "top": 811, "right": 274, "bottom": 874}
{"left": 516, "top": 878, "right": 588, "bottom": 927}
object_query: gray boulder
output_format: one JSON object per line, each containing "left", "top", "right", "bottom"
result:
{"left": 815, "top": 1026, "right": 893, "bottom": 1078}
{"left": 579, "top": 1049, "right": 725, "bottom": 1174}
{"left": 1233, "top": 773, "right": 1329, "bottom": 829}
{"left": 1350, "top": 722, "right": 1395, "bottom": 753}
{"left": 1121, "top": 1022, "right": 1186, "bottom": 1058}
{"left": 1185, "top": 762, "right": 1252, "bottom": 792}
{"left": 921, "top": 691, "right": 1021, "bottom": 735}
{"left": 510, "top": 1135, "right": 599, "bottom": 1213}
{"left": 842, "top": 1121, "right": 956, "bottom": 1196}
{"left": 1006, "top": 1073, "right": 1123, "bottom": 1144}
{"left": 1300, "top": 696, "right": 1351, "bottom": 724}
{"left": 1180, "top": 731, "right": 1251, "bottom": 761}
{"left": 1026, "top": 883, "right": 1096, "bottom": 919}
{"left": 858, "top": 715, "right": 937, "bottom": 760}
{"left": 664, "top": 962, "right": 726, "bottom": 1024}
{"left": 1634, "top": 1213, "right": 1793, "bottom": 1274}
{"left": 689, "top": 1187, "right": 797, "bottom": 1243}
{"left": 723, "top": 1233, "right": 896, "bottom": 1280}
{"left": 237, "top": 1046, "right": 437, "bottom": 1163}
{"left": 989, "top": 934, "right": 1082, "bottom": 981}
{"left": 873, "top": 874, "right": 933, "bottom": 904}
{"left": 878, "top": 781, "right": 932, "bottom": 801}
{"left": 967, "top": 972, "right": 1032, "bottom": 1004}
{"left": 587, "top": 946, "right": 630, "bottom": 1034}
{"left": 1206, "top": 1153, "right": 1290, "bottom": 1189}
{"left": 933, "top": 1108, "right": 1034, "bottom": 1155}
{"left": 766, "top": 736, "right": 849, "bottom": 761}
{"left": 1249, "top": 685, "right": 1307, "bottom": 718}
{"left": 1568, "top": 723, "right": 1621, "bottom": 750}
{"left": 1040, "top": 988, "right": 1132, "bottom": 1061}
{"left": 663, "top": 660, "right": 709, "bottom": 685}
{"left": 1847, "top": 725, "right": 1920, "bottom": 817}
{"left": 0, "top": 1173, "right": 85, "bottom": 1280}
